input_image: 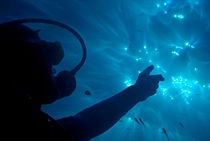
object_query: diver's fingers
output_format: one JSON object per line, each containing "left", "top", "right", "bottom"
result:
{"left": 150, "top": 75, "right": 165, "bottom": 82}
{"left": 142, "top": 65, "right": 154, "bottom": 76}
{"left": 137, "top": 65, "right": 154, "bottom": 82}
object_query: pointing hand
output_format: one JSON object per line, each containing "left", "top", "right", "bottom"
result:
{"left": 131, "top": 65, "right": 165, "bottom": 101}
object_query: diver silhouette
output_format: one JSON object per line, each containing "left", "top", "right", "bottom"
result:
{"left": 1, "top": 19, "right": 164, "bottom": 141}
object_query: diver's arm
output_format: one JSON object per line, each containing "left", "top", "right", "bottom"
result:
{"left": 58, "top": 65, "right": 164, "bottom": 140}
{"left": 58, "top": 86, "right": 142, "bottom": 141}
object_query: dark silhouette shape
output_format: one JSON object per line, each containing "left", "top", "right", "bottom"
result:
{"left": 85, "top": 90, "right": 91, "bottom": 96}
{"left": 138, "top": 117, "right": 145, "bottom": 127}
{"left": 162, "top": 128, "right": 170, "bottom": 140}
{"left": 134, "top": 117, "right": 141, "bottom": 126}
{"left": 2, "top": 19, "right": 164, "bottom": 141}
{"left": 179, "top": 122, "right": 184, "bottom": 128}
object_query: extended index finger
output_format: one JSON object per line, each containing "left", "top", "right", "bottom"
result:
{"left": 141, "top": 65, "right": 154, "bottom": 76}
{"left": 137, "top": 65, "right": 154, "bottom": 82}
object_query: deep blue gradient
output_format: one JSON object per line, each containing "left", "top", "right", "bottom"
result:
{"left": 1, "top": 0, "right": 209, "bottom": 140}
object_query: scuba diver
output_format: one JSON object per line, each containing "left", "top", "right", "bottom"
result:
{"left": 1, "top": 19, "right": 164, "bottom": 141}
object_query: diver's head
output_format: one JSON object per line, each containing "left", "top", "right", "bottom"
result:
{"left": 0, "top": 22, "right": 40, "bottom": 41}
{"left": 39, "top": 40, "right": 64, "bottom": 66}
{"left": 1, "top": 18, "right": 87, "bottom": 104}
{"left": 0, "top": 22, "right": 64, "bottom": 66}
{"left": 0, "top": 22, "right": 65, "bottom": 104}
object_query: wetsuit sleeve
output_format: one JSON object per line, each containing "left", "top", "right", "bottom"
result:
{"left": 57, "top": 86, "right": 141, "bottom": 141}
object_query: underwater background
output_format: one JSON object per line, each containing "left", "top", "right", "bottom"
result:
{"left": 1, "top": 0, "right": 209, "bottom": 140}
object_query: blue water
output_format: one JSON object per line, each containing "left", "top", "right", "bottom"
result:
{"left": 1, "top": 0, "right": 210, "bottom": 140}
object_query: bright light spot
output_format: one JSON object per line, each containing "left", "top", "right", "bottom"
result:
{"left": 175, "top": 46, "right": 183, "bottom": 49}
{"left": 178, "top": 15, "right": 184, "bottom": 19}
{"left": 162, "top": 88, "right": 167, "bottom": 92}
{"left": 185, "top": 42, "right": 189, "bottom": 46}
{"left": 155, "top": 48, "right": 158, "bottom": 51}
{"left": 193, "top": 80, "right": 199, "bottom": 84}
{"left": 170, "top": 95, "right": 174, "bottom": 100}
{"left": 156, "top": 4, "right": 160, "bottom": 7}
{"left": 171, "top": 51, "right": 180, "bottom": 56}
{"left": 194, "top": 67, "right": 198, "bottom": 72}
{"left": 203, "top": 85, "right": 206, "bottom": 88}
{"left": 124, "top": 79, "right": 133, "bottom": 87}
{"left": 127, "top": 117, "right": 132, "bottom": 121}
{"left": 161, "top": 88, "right": 167, "bottom": 95}
{"left": 184, "top": 42, "right": 195, "bottom": 49}
{"left": 171, "top": 76, "right": 201, "bottom": 103}
{"left": 181, "top": 89, "right": 191, "bottom": 94}
{"left": 164, "top": 2, "right": 167, "bottom": 6}
{"left": 164, "top": 11, "right": 168, "bottom": 14}
{"left": 136, "top": 58, "right": 142, "bottom": 62}
{"left": 149, "top": 59, "right": 152, "bottom": 63}
{"left": 190, "top": 45, "right": 195, "bottom": 49}
{"left": 144, "top": 45, "right": 147, "bottom": 49}
{"left": 124, "top": 47, "right": 128, "bottom": 51}
{"left": 174, "top": 14, "right": 184, "bottom": 19}
{"left": 138, "top": 70, "right": 141, "bottom": 74}
{"left": 208, "top": 84, "right": 210, "bottom": 88}
{"left": 156, "top": 65, "right": 160, "bottom": 69}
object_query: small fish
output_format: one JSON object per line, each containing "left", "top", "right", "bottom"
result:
{"left": 179, "top": 122, "right": 184, "bottom": 128}
{"left": 139, "top": 117, "right": 145, "bottom": 127}
{"left": 162, "top": 128, "right": 170, "bottom": 140}
{"left": 85, "top": 90, "right": 91, "bottom": 96}
{"left": 134, "top": 118, "right": 141, "bottom": 126}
